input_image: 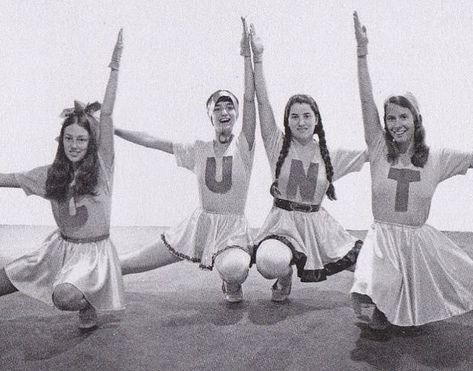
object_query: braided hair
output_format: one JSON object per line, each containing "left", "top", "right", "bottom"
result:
{"left": 383, "top": 96, "right": 429, "bottom": 167}
{"left": 270, "top": 94, "right": 336, "bottom": 201}
{"left": 45, "top": 113, "right": 99, "bottom": 202}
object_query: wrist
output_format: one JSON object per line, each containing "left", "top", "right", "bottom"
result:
{"left": 108, "top": 62, "right": 120, "bottom": 70}
{"left": 253, "top": 54, "right": 263, "bottom": 63}
{"left": 357, "top": 45, "right": 368, "bottom": 58}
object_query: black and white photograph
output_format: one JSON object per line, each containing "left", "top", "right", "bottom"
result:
{"left": 1, "top": 1, "right": 473, "bottom": 370}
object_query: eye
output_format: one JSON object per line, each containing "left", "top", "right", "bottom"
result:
{"left": 78, "top": 138, "right": 88, "bottom": 143}
{"left": 290, "top": 114, "right": 298, "bottom": 119}
{"left": 303, "top": 113, "right": 312, "bottom": 119}
{"left": 400, "top": 114, "right": 408, "bottom": 120}
{"left": 386, "top": 115, "right": 395, "bottom": 121}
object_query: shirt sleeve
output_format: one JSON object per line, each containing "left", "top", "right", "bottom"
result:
{"left": 236, "top": 131, "right": 255, "bottom": 172}
{"left": 14, "top": 165, "right": 49, "bottom": 198}
{"left": 173, "top": 142, "right": 196, "bottom": 171}
{"left": 436, "top": 148, "right": 473, "bottom": 182}
{"left": 332, "top": 148, "right": 369, "bottom": 181}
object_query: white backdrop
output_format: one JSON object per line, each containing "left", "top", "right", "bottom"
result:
{"left": 1, "top": 0, "right": 473, "bottom": 230}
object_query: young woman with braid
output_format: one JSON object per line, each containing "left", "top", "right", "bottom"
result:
{"left": 114, "top": 18, "right": 256, "bottom": 303}
{"left": 351, "top": 12, "right": 473, "bottom": 330}
{"left": 249, "top": 25, "right": 367, "bottom": 302}
{"left": 0, "top": 30, "right": 125, "bottom": 329}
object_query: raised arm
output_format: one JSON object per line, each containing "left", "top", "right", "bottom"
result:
{"left": 99, "top": 29, "right": 123, "bottom": 167}
{"left": 250, "top": 24, "right": 279, "bottom": 146}
{"left": 353, "top": 12, "right": 383, "bottom": 146}
{"left": 0, "top": 173, "right": 20, "bottom": 188}
{"left": 240, "top": 17, "right": 256, "bottom": 150}
{"left": 114, "top": 128, "right": 174, "bottom": 154}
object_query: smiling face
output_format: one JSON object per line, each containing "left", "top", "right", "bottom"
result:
{"left": 63, "top": 122, "right": 90, "bottom": 163}
{"left": 210, "top": 98, "right": 237, "bottom": 138}
{"left": 385, "top": 103, "right": 415, "bottom": 146}
{"left": 287, "top": 103, "right": 318, "bottom": 144}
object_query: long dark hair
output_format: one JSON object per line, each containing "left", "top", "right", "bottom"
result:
{"left": 270, "top": 94, "right": 336, "bottom": 201}
{"left": 45, "top": 113, "right": 99, "bottom": 201}
{"left": 383, "top": 95, "right": 429, "bottom": 167}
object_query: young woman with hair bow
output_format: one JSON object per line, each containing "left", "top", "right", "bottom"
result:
{"left": 0, "top": 30, "right": 125, "bottom": 329}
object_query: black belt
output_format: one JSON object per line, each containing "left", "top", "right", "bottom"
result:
{"left": 60, "top": 233, "right": 110, "bottom": 243}
{"left": 274, "top": 198, "right": 320, "bottom": 213}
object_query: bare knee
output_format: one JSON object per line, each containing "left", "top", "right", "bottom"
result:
{"left": 215, "top": 248, "right": 250, "bottom": 284}
{"left": 52, "top": 283, "right": 86, "bottom": 311}
{"left": 256, "top": 239, "right": 292, "bottom": 279}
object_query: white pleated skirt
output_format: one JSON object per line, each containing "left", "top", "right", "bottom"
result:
{"left": 5, "top": 230, "right": 125, "bottom": 311}
{"left": 351, "top": 221, "right": 473, "bottom": 326}
{"left": 162, "top": 208, "right": 253, "bottom": 270}
{"left": 255, "top": 206, "right": 358, "bottom": 271}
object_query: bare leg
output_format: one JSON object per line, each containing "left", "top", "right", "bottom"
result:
{"left": 255, "top": 239, "right": 292, "bottom": 279}
{"left": 52, "top": 283, "right": 99, "bottom": 329}
{"left": 52, "top": 283, "right": 88, "bottom": 311}
{"left": 214, "top": 248, "right": 250, "bottom": 284}
{"left": 120, "top": 238, "right": 181, "bottom": 275}
{"left": 215, "top": 247, "right": 250, "bottom": 303}
{"left": 256, "top": 239, "right": 293, "bottom": 302}
{"left": 0, "top": 268, "right": 18, "bottom": 296}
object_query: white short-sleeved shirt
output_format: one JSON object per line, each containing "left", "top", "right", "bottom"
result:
{"left": 369, "top": 134, "right": 473, "bottom": 226}
{"left": 173, "top": 132, "right": 254, "bottom": 214}
{"left": 264, "top": 130, "right": 367, "bottom": 205}
{"left": 15, "top": 155, "right": 113, "bottom": 238}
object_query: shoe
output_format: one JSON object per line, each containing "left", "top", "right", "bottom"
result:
{"left": 222, "top": 281, "right": 243, "bottom": 303}
{"left": 79, "top": 304, "right": 98, "bottom": 329}
{"left": 369, "top": 307, "right": 390, "bottom": 331}
{"left": 271, "top": 267, "right": 293, "bottom": 302}
{"left": 351, "top": 293, "right": 374, "bottom": 322}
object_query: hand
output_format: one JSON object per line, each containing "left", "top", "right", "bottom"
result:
{"left": 249, "top": 23, "right": 264, "bottom": 63}
{"left": 353, "top": 11, "right": 368, "bottom": 57}
{"left": 240, "top": 17, "right": 251, "bottom": 57}
{"left": 109, "top": 28, "right": 124, "bottom": 70}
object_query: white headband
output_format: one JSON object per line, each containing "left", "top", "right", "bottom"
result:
{"left": 207, "top": 90, "right": 239, "bottom": 119}
{"left": 384, "top": 91, "right": 420, "bottom": 117}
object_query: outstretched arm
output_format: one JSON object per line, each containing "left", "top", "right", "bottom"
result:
{"left": 114, "top": 128, "right": 174, "bottom": 154}
{"left": 99, "top": 29, "right": 123, "bottom": 167}
{"left": 240, "top": 17, "right": 256, "bottom": 150}
{"left": 250, "top": 24, "right": 279, "bottom": 146}
{"left": 0, "top": 173, "right": 20, "bottom": 188}
{"left": 353, "top": 12, "right": 383, "bottom": 146}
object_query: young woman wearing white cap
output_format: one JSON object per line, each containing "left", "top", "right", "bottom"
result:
{"left": 351, "top": 12, "right": 473, "bottom": 330}
{"left": 115, "top": 18, "right": 256, "bottom": 303}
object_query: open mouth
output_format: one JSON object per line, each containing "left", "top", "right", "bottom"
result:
{"left": 391, "top": 129, "right": 407, "bottom": 136}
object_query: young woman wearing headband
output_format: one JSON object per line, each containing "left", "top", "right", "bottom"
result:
{"left": 249, "top": 24, "right": 367, "bottom": 302}
{"left": 115, "top": 18, "right": 256, "bottom": 303}
{"left": 0, "top": 30, "right": 125, "bottom": 329}
{"left": 351, "top": 12, "right": 473, "bottom": 330}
